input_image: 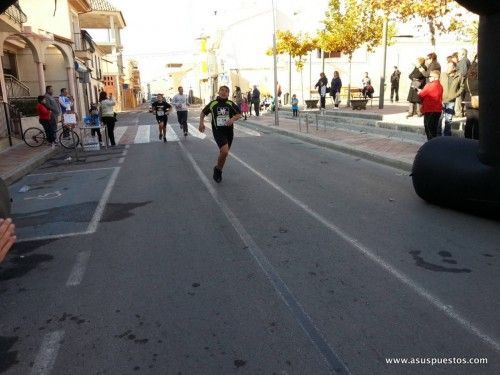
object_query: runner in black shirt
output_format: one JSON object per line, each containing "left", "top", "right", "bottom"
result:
{"left": 151, "top": 93, "right": 172, "bottom": 142}
{"left": 199, "top": 86, "right": 242, "bottom": 183}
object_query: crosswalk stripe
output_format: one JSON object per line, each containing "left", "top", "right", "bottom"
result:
{"left": 165, "top": 125, "right": 179, "bottom": 141}
{"left": 234, "top": 124, "right": 261, "bottom": 136}
{"left": 187, "top": 123, "right": 207, "bottom": 139}
{"left": 114, "top": 126, "right": 127, "bottom": 144}
{"left": 134, "top": 125, "right": 150, "bottom": 143}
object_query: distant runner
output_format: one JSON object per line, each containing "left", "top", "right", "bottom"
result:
{"left": 171, "top": 86, "right": 190, "bottom": 137}
{"left": 151, "top": 93, "right": 172, "bottom": 142}
{"left": 199, "top": 86, "right": 242, "bottom": 183}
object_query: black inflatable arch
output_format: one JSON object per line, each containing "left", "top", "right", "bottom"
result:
{"left": 412, "top": 1, "right": 500, "bottom": 212}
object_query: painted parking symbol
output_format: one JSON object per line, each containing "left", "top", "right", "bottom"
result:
{"left": 24, "top": 191, "right": 62, "bottom": 200}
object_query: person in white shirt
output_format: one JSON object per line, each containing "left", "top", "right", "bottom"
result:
{"left": 59, "top": 88, "right": 73, "bottom": 115}
{"left": 171, "top": 86, "right": 190, "bottom": 136}
{"left": 98, "top": 91, "right": 117, "bottom": 146}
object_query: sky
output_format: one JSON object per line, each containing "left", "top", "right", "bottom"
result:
{"left": 110, "top": 0, "right": 327, "bottom": 83}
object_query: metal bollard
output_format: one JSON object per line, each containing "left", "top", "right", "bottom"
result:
{"left": 305, "top": 114, "right": 309, "bottom": 133}
{"left": 298, "top": 113, "right": 302, "bottom": 132}
{"left": 315, "top": 113, "right": 319, "bottom": 131}
{"left": 323, "top": 110, "right": 327, "bottom": 131}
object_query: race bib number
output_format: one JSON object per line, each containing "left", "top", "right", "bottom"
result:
{"left": 216, "top": 116, "right": 229, "bottom": 127}
{"left": 157, "top": 110, "right": 164, "bottom": 116}
{"left": 175, "top": 104, "right": 183, "bottom": 110}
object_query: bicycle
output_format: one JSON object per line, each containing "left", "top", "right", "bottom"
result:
{"left": 23, "top": 124, "right": 80, "bottom": 149}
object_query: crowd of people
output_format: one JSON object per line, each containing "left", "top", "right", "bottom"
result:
{"left": 407, "top": 48, "right": 479, "bottom": 140}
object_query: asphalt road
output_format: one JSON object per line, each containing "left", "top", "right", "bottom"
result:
{"left": 0, "top": 109, "right": 498, "bottom": 375}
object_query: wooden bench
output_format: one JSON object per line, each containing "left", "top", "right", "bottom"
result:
{"left": 350, "top": 88, "right": 368, "bottom": 110}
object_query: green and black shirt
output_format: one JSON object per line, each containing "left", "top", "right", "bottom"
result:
{"left": 202, "top": 97, "right": 241, "bottom": 129}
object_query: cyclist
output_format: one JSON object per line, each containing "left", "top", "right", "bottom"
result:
{"left": 199, "top": 86, "right": 242, "bottom": 183}
{"left": 171, "top": 86, "right": 189, "bottom": 137}
{"left": 151, "top": 93, "right": 172, "bottom": 142}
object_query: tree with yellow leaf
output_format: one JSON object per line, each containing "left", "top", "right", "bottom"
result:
{"left": 369, "top": 0, "right": 472, "bottom": 46}
{"left": 268, "top": 31, "right": 316, "bottom": 104}
{"left": 318, "top": 0, "right": 385, "bottom": 105}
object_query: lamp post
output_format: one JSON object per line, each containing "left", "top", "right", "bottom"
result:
{"left": 272, "top": 0, "right": 279, "bottom": 126}
{"left": 378, "top": 21, "right": 413, "bottom": 109}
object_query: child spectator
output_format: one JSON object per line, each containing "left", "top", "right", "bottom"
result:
{"left": 89, "top": 103, "right": 103, "bottom": 145}
{"left": 291, "top": 94, "right": 299, "bottom": 117}
{"left": 240, "top": 98, "right": 249, "bottom": 120}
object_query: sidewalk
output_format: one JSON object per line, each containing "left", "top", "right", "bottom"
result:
{"left": 243, "top": 107, "right": 423, "bottom": 171}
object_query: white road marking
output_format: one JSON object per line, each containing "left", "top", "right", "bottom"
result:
{"left": 30, "top": 330, "right": 65, "bottom": 375}
{"left": 113, "top": 126, "right": 127, "bottom": 144}
{"left": 179, "top": 141, "right": 349, "bottom": 373}
{"left": 229, "top": 151, "right": 500, "bottom": 353}
{"left": 187, "top": 123, "right": 206, "bottom": 139}
{"left": 134, "top": 125, "right": 150, "bottom": 144}
{"left": 165, "top": 125, "right": 179, "bottom": 142}
{"left": 30, "top": 167, "right": 117, "bottom": 177}
{"left": 87, "top": 167, "right": 121, "bottom": 233}
{"left": 234, "top": 124, "right": 261, "bottom": 136}
{"left": 66, "top": 251, "right": 91, "bottom": 286}
{"left": 24, "top": 191, "right": 62, "bottom": 200}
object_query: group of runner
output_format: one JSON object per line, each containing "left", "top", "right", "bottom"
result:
{"left": 150, "top": 85, "right": 242, "bottom": 183}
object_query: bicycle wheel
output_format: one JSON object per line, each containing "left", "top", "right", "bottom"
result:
{"left": 58, "top": 129, "right": 80, "bottom": 149}
{"left": 23, "top": 127, "right": 46, "bottom": 147}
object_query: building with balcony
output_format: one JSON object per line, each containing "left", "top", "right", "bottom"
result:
{"left": 123, "top": 59, "right": 142, "bottom": 109}
{"left": 79, "top": 0, "right": 126, "bottom": 111}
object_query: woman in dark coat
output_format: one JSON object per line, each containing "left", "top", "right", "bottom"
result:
{"left": 330, "top": 71, "right": 342, "bottom": 108}
{"left": 464, "top": 55, "right": 479, "bottom": 139}
{"left": 407, "top": 57, "right": 427, "bottom": 118}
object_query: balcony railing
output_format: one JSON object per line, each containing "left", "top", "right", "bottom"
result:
{"left": 2, "top": 2, "right": 27, "bottom": 25}
{"left": 4, "top": 74, "right": 30, "bottom": 98}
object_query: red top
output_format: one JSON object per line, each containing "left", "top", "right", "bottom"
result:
{"left": 36, "top": 103, "right": 52, "bottom": 120}
{"left": 418, "top": 80, "right": 443, "bottom": 113}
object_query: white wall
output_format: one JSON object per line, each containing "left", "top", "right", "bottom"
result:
{"left": 19, "top": 0, "right": 72, "bottom": 39}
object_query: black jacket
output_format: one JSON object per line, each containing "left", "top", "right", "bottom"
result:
{"left": 407, "top": 65, "right": 427, "bottom": 103}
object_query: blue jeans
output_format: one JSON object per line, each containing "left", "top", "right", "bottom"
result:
{"left": 438, "top": 102, "right": 455, "bottom": 136}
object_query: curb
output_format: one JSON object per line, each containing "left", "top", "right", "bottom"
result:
{"left": 243, "top": 120, "right": 414, "bottom": 172}
{"left": 1, "top": 147, "right": 57, "bottom": 186}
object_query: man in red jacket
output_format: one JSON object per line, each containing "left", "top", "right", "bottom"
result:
{"left": 36, "top": 95, "right": 56, "bottom": 146}
{"left": 417, "top": 70, "right": 443, "bottom": 140}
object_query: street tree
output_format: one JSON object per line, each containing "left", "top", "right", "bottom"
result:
{"left": 267, "top": 31, "right": 316, "bottom": 104}
{"left": 318, "top": 0, "right": 385, "bottom": 105}
{"left": 369, "top": 0, "right": 473, "bottom": 46}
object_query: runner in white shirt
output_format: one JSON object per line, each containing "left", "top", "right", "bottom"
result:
{"left": 171, "top": 86, "right": 190, "bottom": 137}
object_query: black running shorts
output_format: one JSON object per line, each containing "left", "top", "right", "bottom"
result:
{"left": 156, "top": 115, "right": 168, "bottom": 124}
{"left": 212, "top": 126, "right": 234, "bottom": 149}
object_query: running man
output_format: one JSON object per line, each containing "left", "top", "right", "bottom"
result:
{"left": 171, "top": 86, "right": 189, "bottom": 136}
{"left": 151, "top": 93, "right": 172, "bottom": 142}
{"left": 199, "top": 86, "right": 242, "bottom": 183}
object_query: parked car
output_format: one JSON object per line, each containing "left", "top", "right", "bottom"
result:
{"left": 0, "top": 177, "right": 11, "bottom": 218}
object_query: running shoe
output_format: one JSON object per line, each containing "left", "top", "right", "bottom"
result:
{"left": 213, "top": 166, "right": 222, "bottom": 183}
{"left": 163, "top": 137, "right": 167, "bottom": 143}
{"left": 159, "top": 133, "right": 162, "bottom": 140}
{"left": 184, "top": 132, "right": 188, "bottom": 136}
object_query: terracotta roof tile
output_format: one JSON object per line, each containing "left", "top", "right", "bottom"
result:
{"left": 89, "top": 0, "right": 119, "bottom": 12}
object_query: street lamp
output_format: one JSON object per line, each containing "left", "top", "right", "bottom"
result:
{"left": 272, "top": 0, "right": 279, "bottom": 126}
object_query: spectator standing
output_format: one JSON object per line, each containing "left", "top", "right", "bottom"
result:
{"left": 251, "top": 85, "right": 261, "bottom": 116}
{"left": 464, "top": 55, "right": 479, "bottom": 139}
{"left": 439, "top": 61, "right": 465, "bottom": 136}
{"left": 390, "top": 66, "right": 401, "bottom": 102}
{"left": 44, "top": 85, "right": 60, "bottom": 143}
{"left": 98, "top": 91, "right": 117, "bottom": 146}
{"left": 88, "top": 103, "right": 102, "bottom": 145}
{"left": 291, "top": 94, "right": 299, "bottom": 117}
{"left": 36, "top": 95, "right": 55, "bottom": 146}
{"left": 330, "top": 71, "right": 342, "bottom": 109}
{"left": 246, "top": 90, "right": 252, "bottom": 116}
{"left": 240, "top": 97, "right": 249, "bottom": 120}
{"left": 232, "top": 86, "right": 243, "bottom": 110}
{"left": 314, "top": 73, "right": 328, "bottom": 109}
{"left": 455, "top": 48, "right": 471, "bottom": 117}
{"left": 58, "top": 88, "right": 73, "bottom": 116}
{"left": 407, "top": 57, "right": 427, "bottom": 118}
{"left": 422, "top": 52, "right": 441, "bottom": 82}
{"left": 417, "top": 70, "right": 443, "bottom": 140}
